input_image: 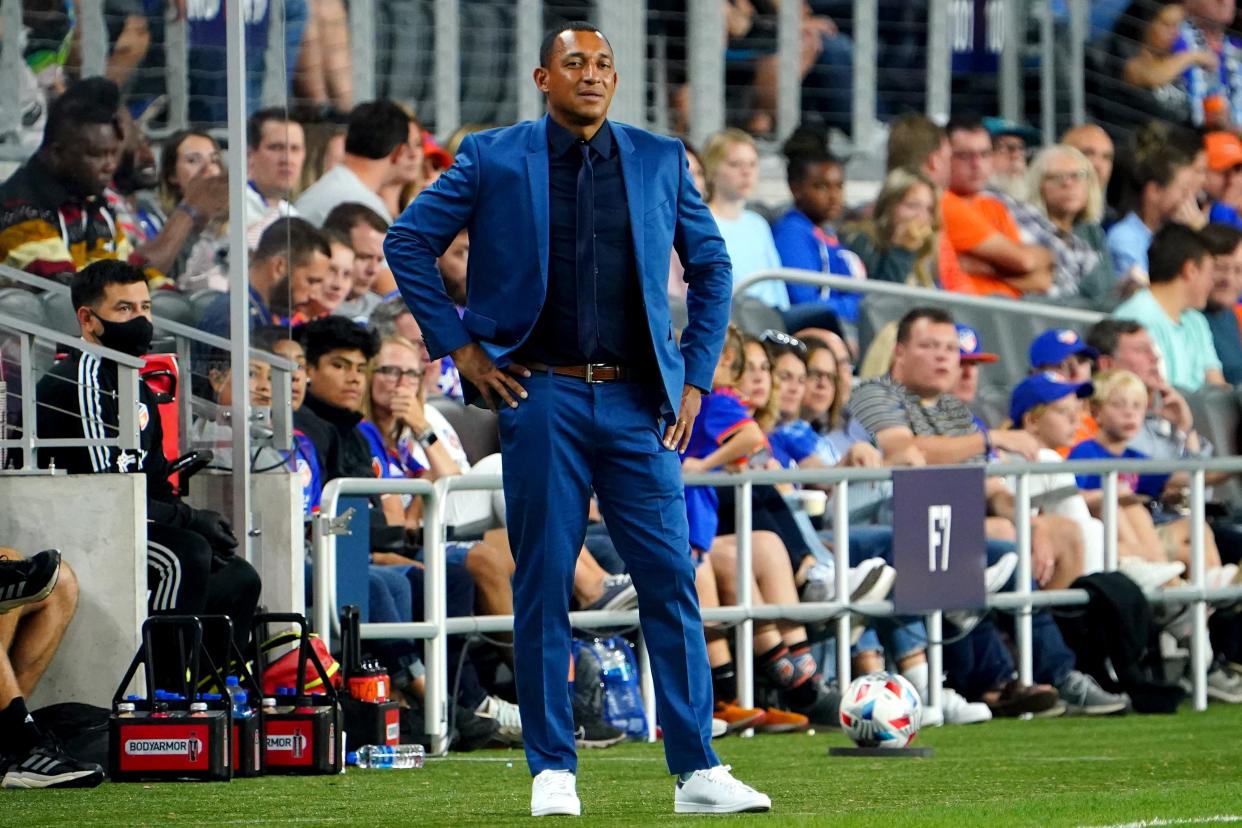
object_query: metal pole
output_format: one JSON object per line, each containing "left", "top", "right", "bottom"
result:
{"left": 1190, "top": 469, "right": 1208, "bottom": 712}
{"left": 225, "top": 0, "right": 253, "bottom": 561}
{"left": 687, "top": 0, "right": 725, "bottom": 148}
{"left": 425, "top": 481, "right": 449, "bottom": 753}
{"left": 1103, "top": 471, "right": 1118, "bottom": 571}
{"left": 0, "top": 0, "right": 24, "bottom": 139}
{"left": 927, "top": 611, "right": 944, "bottom": 710}
{"left": 261, "top": 0, "right": 287, "bottom": 108}
{"left": 1000, "top": 0, "right": 1023, "bottom": 122}
{"left": 598, "top": 3, "right": 647, "bottom": 128}
{"left": 434, "top": 0, "right": 460, "bottom": 136}
{"left": 926, "top": 0, "right": 951, "bottom": 123}
{"left": 637, "top": 632, "right": 657, "bottom": 743}
{"left": 78, "top": 0, "right": 107, "bottom": 78}
{"left": 349, "top": 0, "right": 376, "bottom": 104}
{"left": 833, "top": 482, "right": 851, "bottom": 686}
{"left": 1038, "top": 0, "right": 1055, "bottom": 145}
{"left": 734, "top": 480, "right": 755, "bottom": 723}
{"left": 775, "top": 0, "right": 800, "bottom": 142}
{"left": 516, "top": 0, "right": 542, "bottom": 122}
{"left": 18, "top": 334, "right": 33, "bottom": 470}
{"left": 852, "top": 0, "right": 878, "bottom": 149}
{"left": 1068, "top": 0, "right": 1086, "bottom": 126}
{"left": 1015, "top": 472, "right": 1033, "bottom": 685}
{"left": 165, "top": 10, "right": 189, "bottom": 131}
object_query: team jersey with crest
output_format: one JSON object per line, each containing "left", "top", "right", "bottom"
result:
{"left": 680, "top": 387, "right": 757, "bottom": 553}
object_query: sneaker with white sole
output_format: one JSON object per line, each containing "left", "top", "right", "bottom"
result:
{"left": 1206, "top": 665, "right": 1242, "bottom": 704}
{"left": 584, "top": 574, "right": 639, "bottom": 612}
{"left": 0, "top": 550, "right": 61, "bottom": 614}
{"left": 940, "top": 687, "right": 993, "bottom": 724}
{"left": 711, "top": 717, "right": 728, "bottom": 738}
{"left": 2, "top": 740, "right": 103, "bottom": 789}
{"left": 985, "top": 552, "right": 1018, "bottom": 593}
{"left": 1054, "top": 670, "right": 1129, "bottom": 715}
{"left": 674, "top": 765, "right": 771, "bottom": 814}
{"left": 1119, "top": 559, "right": 1185, "bottom": 592}
{"left": 531, "top": 769, "right": 580, "bottom": 817}
{"left": 476, "top": 695, "right": 523, "bottom": 745}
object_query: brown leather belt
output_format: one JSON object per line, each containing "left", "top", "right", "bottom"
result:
{"left": 525, "top": 361, "right": 645, "bottom": 384}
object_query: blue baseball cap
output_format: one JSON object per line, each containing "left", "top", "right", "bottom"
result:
{"left": 1028, "top": 328, "right": 1098, "bottom": 369}
{"left": 1009, "top": 371, "right": 1094, "bottom": 424}
{"left": 957, "top": 324, "right": 998, "bottom": 363}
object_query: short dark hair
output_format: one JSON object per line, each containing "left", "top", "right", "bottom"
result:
{"left": 945, "top": 115, "right": 986, "bottom": 140}
{"left": 322, "top": 202, "right": 389, "bottom": 237}
{"left": 896, "top": 306, "right": 955, "bottom": 344}
{"left": 1086, "top": 318, "right": 1144, "bottom": 357}
{"left": 300, "top": 315, "right": 380, "bottom": 367}
{"left": 41, "top": 77, "right": 121, "bottom": 149}
{"left": 886, "top": 115, "right": 946, "bottom": 174}
{"left": 1199, "top": 222, "right": 1242, "bottom": 257}
{"left": 70, "top": 260, "right": 146, "bottom": 310}
{"left": 253, "top": 217, "right": 332, "bottom": 268}
{"left": 343, "top": 100, "right": 412, "bottom": 160}
{"left": 539, "top": 20, "right": 611, "bottom": 67}
{"left": 247, "top": 107, "right": 299, "bottom": 149}
{"left": 1148, "top": 222, "right": 1208, "bottom": 285}
{"left": 786, "top": 149, "right": 842, "bottom": 188}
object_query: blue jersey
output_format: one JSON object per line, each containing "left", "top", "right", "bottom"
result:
{"left": 769, "top": 419, "right": 820, "bottom": 466}
{"left": 1067, "top": 439, "right": 1167, "bottom": 499}
{"left": 681, "top": 388, "right": 754, "bottom": 552}
{"left": 357, "top": 420, "right": 401, "bottom": 479}
{"left": 288, "top": 430, "right": 322, "bottom": 518}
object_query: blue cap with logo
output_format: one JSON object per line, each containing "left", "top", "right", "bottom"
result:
{"left": 957, "top": 324, "right": 998, "bottom": 363}
{"left": 1029, "top": 328, "right": 1098, "bottom": 369}
{"left": 1009, "top": 371, "right": 1094, "bottom": 424}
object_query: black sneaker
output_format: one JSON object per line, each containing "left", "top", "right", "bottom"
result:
{"left": 451, "top": 704, "right": 502, "bottom": 752}
{"left": 787, "top": 682, "right": 842, "bottom": 727}
{"left": 573, "top": 699, "right": 626, "bottom": 749}
{"left": 3, "top": 741, "right": 104, "bottom": 789}
{"left": 0, "top": 550, "right": 61, "bottom": 614}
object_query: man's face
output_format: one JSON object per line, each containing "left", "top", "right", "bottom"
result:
{"left": 792, "top": 161, "right": 845, "bottom": 225}
{"left": 893, "top": 319, "right": 961, "bottom": 397}
{"left": 1209, "top": 243, "right": 1242, "bottom": 310}
{"left": 437, "top": 230, "right": 469, "bottom": 306}
{"left": 288, "top": 250, "right": 331, "bottom": 316}
{"left": 308, "top": 347, "right": 368, "bottom": 412}
{"left": 248, "top": 119, "right": 306, "bottom": 198}
{"left": 991, "top": 134, "right": 1027, "bottom": 179}
{"left": 1109, "top": 330, "right": 1162, "bottom": 389}
{"left": 1184, "top": 253, "right": 1215, "bottom": 311}
{"left": 114, "top": 110, "right": 158, "bottom": 194}
{"left": 52, "top": 123, "right": 122, "bottom": 197}
{"left": 80, "top": 280, "right": 153, "bottom": 343}
{"left": 1063, "top": 126, "right": 1114, "bottom": 191}
{"left": 534, "top": 29, "right": 616, "bottom": 128}
{"left": 953, "top": 360, "right": 980, "bottom": 404}
{"left": 348, "top": 224, "right": 386, "bottom": 298}
{"left": 311, "top": 242, "right": 355, "bottom": 314}
{"left": 949, "top": 128, "right": 993, "bottom": 195}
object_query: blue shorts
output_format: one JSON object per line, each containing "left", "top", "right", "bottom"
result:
{"left": 413, "top": 541, "right": 472, "bottom": 567}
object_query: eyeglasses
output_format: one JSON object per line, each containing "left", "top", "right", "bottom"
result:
{"left": 1043, "top": 169, "right": 1089, "bottom": 186}
{"left": 807, "top": 368, "right": 837, "bottom": 384}
{"left": 374, "top": 365, "right": 425, "bottom": 382}
{"left": 759, "top": 329, "right": 807, "bottom": 355}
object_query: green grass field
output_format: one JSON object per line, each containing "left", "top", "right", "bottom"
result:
{"left": 7, "top": 705, "right": 1242, "bottom": 827}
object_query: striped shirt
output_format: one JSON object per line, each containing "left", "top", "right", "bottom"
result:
{"left": 847, "top": 373, "right": 983, "bottom": 460}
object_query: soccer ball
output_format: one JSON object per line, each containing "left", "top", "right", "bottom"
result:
{"left": 839, "top": 672, "right": 922, "bottom": 749}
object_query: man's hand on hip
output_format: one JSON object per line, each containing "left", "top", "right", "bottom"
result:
{"left": 664, "top": 385, "right": 701, "bottom": 451}
{"left": 452, "top": 342, "right": 530, "bottom": 410}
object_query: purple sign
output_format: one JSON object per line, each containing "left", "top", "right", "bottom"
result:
{"left": 891, "top": 466, "right": 987, "bottom": 614}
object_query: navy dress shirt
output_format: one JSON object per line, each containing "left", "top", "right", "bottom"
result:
{"left": 517, "top": 119, "right": 654, "bottom": 368}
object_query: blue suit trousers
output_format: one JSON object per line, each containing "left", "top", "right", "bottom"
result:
{"left": 499, "top": 372, "right": 719, "bottom": 776}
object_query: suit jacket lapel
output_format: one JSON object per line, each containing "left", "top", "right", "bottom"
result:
{"left": 615, "top": 125, "right": 647, "bottom": 289}
{"left": 526, "top": 117, "right": 551, "bottom": 289}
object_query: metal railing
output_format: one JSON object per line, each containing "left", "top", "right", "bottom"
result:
{"left": 0, "top": 310, "right": 143, "bottom": 469}
{"left": 310, "top": 455, "right": 1242, "bottom": 757}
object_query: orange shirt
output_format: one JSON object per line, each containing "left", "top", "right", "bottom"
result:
{"left": 1056, "top": 412, "right": 1099, "bottom": 459}
{"left": 941, "top": 191, "right": 1024, "bottom": 298}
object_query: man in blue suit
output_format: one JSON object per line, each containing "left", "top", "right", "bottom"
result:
{"left": 385, "top": 20, "right": 771, "bottom": 818}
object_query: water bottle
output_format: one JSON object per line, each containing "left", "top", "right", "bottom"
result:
{"left": 598, "top": 637, "right": 646, "bottom": 739}
{"left": 225, "top": 676, "right": 251, "bottom": 719}
{"left": 346, "top": 744, "right": 425, "bottom": 769}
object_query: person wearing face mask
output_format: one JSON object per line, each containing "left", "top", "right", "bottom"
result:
{"left": 35, "top": 260, "right": 262, "bottom": 674}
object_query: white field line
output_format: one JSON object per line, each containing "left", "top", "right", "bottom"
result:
{"left": 1078, "top": 816, "right": 1242, "bottom": 828}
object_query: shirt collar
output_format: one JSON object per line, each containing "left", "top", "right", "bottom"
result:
{"left": 546, "top": 118, "right": 615, "bottom": 160}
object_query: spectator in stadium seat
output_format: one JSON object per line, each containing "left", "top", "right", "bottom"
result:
{"left": 771, "top": 149, "right": 863, "bottom": 334}
{"left": 1173, "top": 0, "right": 1242, "bottom": 128}
{"left": 1199, "top": 223, "right": 1242, "bottom": 383}
{"left": 295, "top": 100, "right": 415, "bottom": 226}
{"left": 0, "top": 78, "right": 155, "bottom": 286}
{"left": 848, "top": 306, "right": 1130, "bottom": 715}
{"left": 34, "top": 260, "right": 261, "bottom": 673}
{"left": 1108, "top": 145, "right": 1201, "bottom": 284}
{"left": 197, "top": 218, "right": 331, "bottom": 338}
{"left": 384, "top": 113, "right": 426, "bottom": 219}
{"left": 984, "top": 117, "right": 1039, "bottom": 202}
{"left": 1117, "top": 0, "right": 1204, "bottom": 127}
{"left": 942, "top": 117, "right": 1055, "bottom": 298}
{"left": 297, "top": 109, "right": 349, "bottom": 194}
{"left": 1061, "top": 124, "right": 1117, "bottom": 211}
{"left": 1029, "top": 328, "right": 1097, "bottom": 383}
{"left": 1013, "top": 146, "right": 1119, "bottom": 309}
{"left": 1202, "top": 133, "right": 1242, "bottom": 231}
{"left": 0, "top": 551, "right": 103, "bottom": 789}
{"left": 153, "top": 131, "right": 230, "bottom": 292}
{"left": 370, "top": 297, "right": 463, "bottom": 403}
{"left": 704, "top": 128, "right": 789, "bottom": 311}
{"left": 308, "top": 230, "right": 355, "bottom": 317}
{"left": 1112, "top": 222, "right": 1227, "bottom": 391}
{"left": 323, "top": 203, "right": 391, "bottom": 321}
{"left": 245, "top": 109, "right": 306, "bottom": 228}
{"left": 841, "top": 168, "right": 940, "bottom": 289}
{"left": 106, "top": 107, "right": 162, "bottom": 249}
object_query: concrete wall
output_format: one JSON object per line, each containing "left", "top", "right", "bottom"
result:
{"left": 0, "top": 473, "right": 147, "bottom": 709}
{"left": 186, "top": 470, "right": 304, "bottom": 616}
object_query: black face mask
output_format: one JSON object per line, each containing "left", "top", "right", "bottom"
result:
{"left": 92, "top": 311, "right": 154, "bottom": 357}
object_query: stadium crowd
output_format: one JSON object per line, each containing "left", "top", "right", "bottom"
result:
{"left": 5, "top": 2, "right": 1242, "bottom": 793}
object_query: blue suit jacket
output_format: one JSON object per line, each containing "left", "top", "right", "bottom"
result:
{"left": 384, "top": 116, "right": 733, "bottom": 422}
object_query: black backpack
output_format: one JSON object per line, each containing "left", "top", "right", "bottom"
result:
{"left": 32, "top": 702, "right": 112, "bottom": 772}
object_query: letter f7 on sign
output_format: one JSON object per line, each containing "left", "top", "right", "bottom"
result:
{"left": 928, "top": 505, "right": 952, "bottom": 573}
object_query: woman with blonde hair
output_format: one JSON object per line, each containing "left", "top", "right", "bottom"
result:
{"left": 841, "top": 168, "right": 940, "bottom": 289}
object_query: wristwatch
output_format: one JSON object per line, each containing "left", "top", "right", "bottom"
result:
{"left": 416, "top": 426, "right": 438, "bottom": 447}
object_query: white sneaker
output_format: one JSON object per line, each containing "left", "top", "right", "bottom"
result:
{"left": 986, "top": 552, "right": 1018, "bottom": 593}
{"left": 710, "top": 718, "right": 728, "bottom": 739}
{"left": 850, "top": 558, "right": 896, "bottom": 603}
{"left": 920, "top": 704, "right": 944, "bottom": 728}
{"left": 674, "top": 765, "right": 771, "bottom": 814}
{"left": 1207, "top": 563, "right": 1240, "bottom": 590}
{"left": 531, "top": 769, "right": 580, "bottom": 817}
{"left": 1119, "top": 559, "right": 1185, "bottom": 592}
{"left": 940, "top": 687, "right": 993, "bottom": 724}
{"left": 477, "top": 695, "right": 523, "bottom": 745}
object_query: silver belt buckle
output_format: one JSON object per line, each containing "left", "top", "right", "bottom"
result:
{"left": 584, "top": 363, "right": 609, "bottom": 383}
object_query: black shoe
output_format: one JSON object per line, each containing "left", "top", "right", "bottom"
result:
{"left": 787, "top": 682, "right": 841, "bottom": 727}
{"left": 451, "top": 704, "right": 502, "bottom": 752}
{"left": 3, "top": 740, "right": 104, "bottom": 789}
{"left": 573, "top": 699, "right": 626, "bottom": 749}
{"left": 0, "top": 550, "right": 60, "bottom": 614}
